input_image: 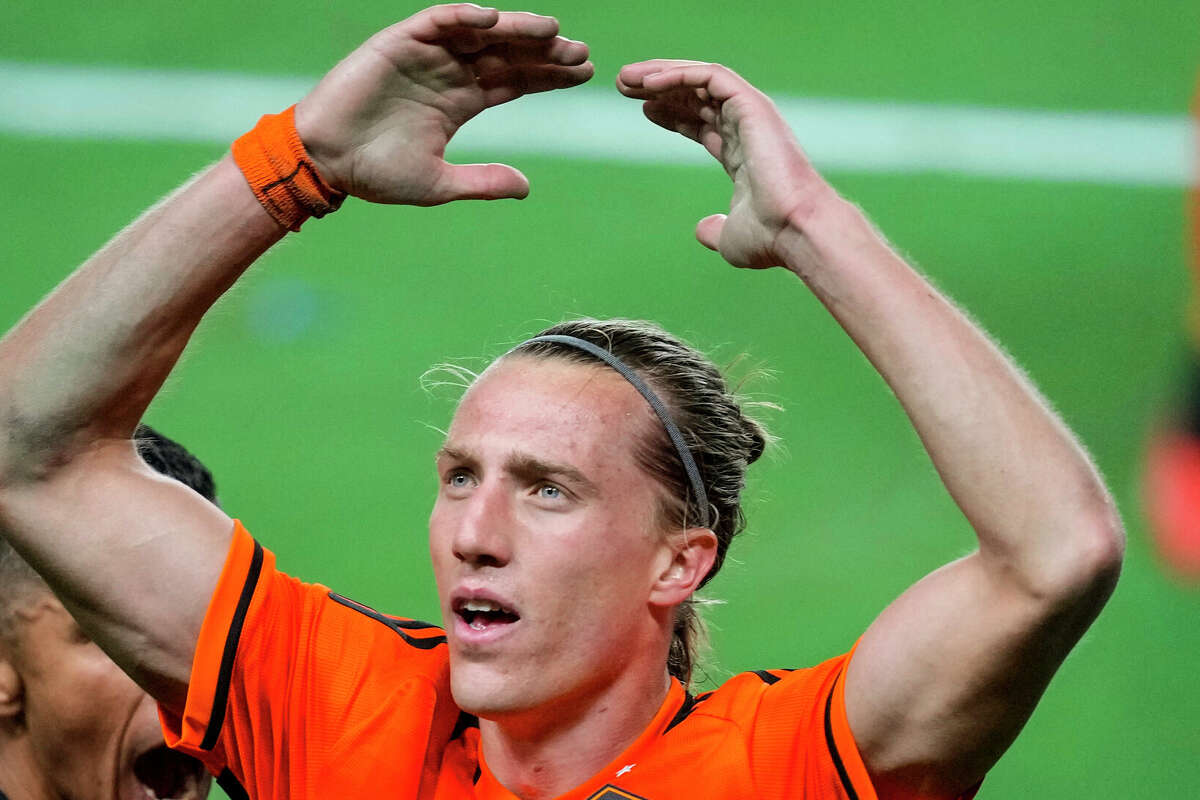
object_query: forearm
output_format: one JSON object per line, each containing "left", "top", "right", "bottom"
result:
{"left": 0, "top": 156, "right": 283, "bottom": 481}
{"left": 780, "top": 192, "right": 1123, "bottom": 593}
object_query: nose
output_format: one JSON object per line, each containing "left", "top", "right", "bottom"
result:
{"left": 451, "top": 479, "right": 513, "bottom": 569}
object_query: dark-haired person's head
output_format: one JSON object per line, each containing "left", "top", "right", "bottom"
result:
{"left": 430, "top": 318, "right": 768, "bottom": 718}
{"left": 0, "top": 425, "right": 214, "bottom": 800}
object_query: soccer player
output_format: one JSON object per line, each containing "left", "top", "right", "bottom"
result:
{"left": 0, "top": 427, "right": 213, "bottom": 800}
{"left": 1143, "top": 72, "right": 1200, "bottom": 581}
{"left": 0, "top": 5, "right": 1123, "bottom": 800}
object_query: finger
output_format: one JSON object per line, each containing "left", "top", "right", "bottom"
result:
{"left": 695, "top": 214, "right": 725, "bottom": 251}
{"left": 472, "top": 11, "right": 560, "bottom": 42}
{"left": 470, "top": 36, "right": 590, "bottom": 73}
{"left": 433, "top": 162, "right": 530, "bottom": 203}
{"left": 617, "top": 59, "right": 710, "bottom": 93}
{"left": 642, "top": 100, "right": 704, "bottom": 143}
{"left": 698, "top": 126, "right": 724, "bottom": 161}
{"left": 646, "top": 88, "right": 713, "bottom": 121}
{"left": 539, "top": 36, "right": 589, "bottom": 66}
{"left": 406, "top": 4, "right": 501, "bottom": 42}
{"left": 639, "top": 64, "right": 747, "bottom": 104}
{"left": 445, "top": 12, "right": 566, "bottom": 55}
{"left": 479, "top": 62, "right": 595, "bottom": 106}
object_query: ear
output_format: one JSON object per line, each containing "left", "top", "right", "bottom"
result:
{"left": 648, "top": 527, "right": 718, "bottom": 607}
{"left": 0, "top": 650, "right": 23, "bottom": 719}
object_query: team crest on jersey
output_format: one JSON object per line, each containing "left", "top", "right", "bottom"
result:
{"left": 586, "top": 787, "right": 650, "bottom": 800}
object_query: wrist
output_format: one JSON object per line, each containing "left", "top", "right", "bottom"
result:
{"left": 231, "top": 105, "right": 346, "bottom": 232}
{"left": 776, "top": 189, "right": 893, "bottom": 285}
{"left": 291, "top": 100, "right": 346, "bottom": 197}
{"left": 772, "top": 180, "right": 843, "bottom": 275}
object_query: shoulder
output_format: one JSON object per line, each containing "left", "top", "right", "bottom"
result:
{"left": 325, "top": 591, "right": 447, "bottom": 651}
{"left": 312, "top": 591, "right": 450, "bottom": 682}
{"left": 692, "top": 655, "right": 852, "bottom": 721}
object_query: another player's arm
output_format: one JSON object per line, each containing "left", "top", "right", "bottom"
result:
{"left": 0, "top": 4, "right": 591, "bottom": 711}
{"left": 617, "top": 62, "right": 1122, "bottom": 799}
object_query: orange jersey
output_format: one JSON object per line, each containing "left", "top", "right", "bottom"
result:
{"left": 160, "top": 522, "right": 949, "bottom": 800}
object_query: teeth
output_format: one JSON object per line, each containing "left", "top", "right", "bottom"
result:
{"left": 464, "top": 599, "right": 502, "bottom": 613}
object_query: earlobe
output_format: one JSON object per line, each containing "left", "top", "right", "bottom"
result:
{"left": 649, "top": 527, "right": 719, "bottom": 606}
{"left": 0, "top": 655, "right": 22, "bottom": 719}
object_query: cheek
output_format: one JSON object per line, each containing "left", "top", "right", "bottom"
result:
{"left": 24, "top": 652, "right": 142, "bottom": 755}
{"left": 428, "top": 501, "right": 455, "bottom": 570}
{"left": 544, "top": 524, "right": 662, "bottom": 609}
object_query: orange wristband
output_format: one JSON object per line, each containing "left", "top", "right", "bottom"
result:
{"left": 231, "top": 105, "right": 345, "bottom": 232}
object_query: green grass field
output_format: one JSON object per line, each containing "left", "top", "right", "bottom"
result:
{"left": 3, "top": 1, "right": 1199, "bottom": 797}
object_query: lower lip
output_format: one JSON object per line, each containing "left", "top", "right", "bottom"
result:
{"left": 452, "top": 614, "right": 520, "bottom": 647}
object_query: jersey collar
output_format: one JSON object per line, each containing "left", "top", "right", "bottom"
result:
{"left": 472, "top": 678, "right": 687, "bottom": 800}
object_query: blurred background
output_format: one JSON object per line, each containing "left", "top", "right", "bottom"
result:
{"left": 2, "top": 1, "right": 1198, "bottom": 796}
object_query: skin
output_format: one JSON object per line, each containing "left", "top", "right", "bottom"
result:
{"left": 0, "top": 7, "right": 1122, "bottom": 800}
{"left": 616, "top": 60, "right": 1123, "bottom": 796}
{"left": 0, "top": 592, "right": 210, "bottom": 800}
{"left": 430, "top": 357, "right": 715, "bottom": 795}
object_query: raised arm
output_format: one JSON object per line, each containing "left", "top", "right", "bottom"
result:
{"left": 0, "top": 3, "right": 591, "bottom": 710}
{"left": 617, "top": 61, "right": 1123, "bottom": 799}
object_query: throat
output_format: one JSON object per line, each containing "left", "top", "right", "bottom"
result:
{"left": 476, "top": 673, "right": 677, "bottom": 799}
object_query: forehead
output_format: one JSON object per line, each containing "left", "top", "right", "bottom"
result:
{"left": 446, "top": 356, "right": 652, "bottom": 468}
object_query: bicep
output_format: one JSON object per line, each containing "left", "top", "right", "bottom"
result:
{"left": 0, "top": 439, "right": 232, "bottom": 708}
{"left": 844, "top": 551, "right": 1109, "bottom": 799}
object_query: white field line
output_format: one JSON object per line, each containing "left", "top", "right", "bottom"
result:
{"left": 1, "top": 60, "right": 1195, "bottom": 186}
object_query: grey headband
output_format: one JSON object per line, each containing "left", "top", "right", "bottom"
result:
{"left": 519, "top": 335, "right": 710, "bottom": 529}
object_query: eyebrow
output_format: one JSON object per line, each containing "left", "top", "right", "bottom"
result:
{"left": 436, "top": 446, "right": 599, "bottom": 497}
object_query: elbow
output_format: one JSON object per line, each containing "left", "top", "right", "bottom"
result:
{"left": 1034, "top": 498, "right": 1125, "bottom": 609}
{"left": 991, "top": 495, "right": 1125, "bottom": 610}
{"left": 1067, "top": 503, "right": 1124, "bottom": 600}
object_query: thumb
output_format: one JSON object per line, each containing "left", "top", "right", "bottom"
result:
{"left": 435, "top": 162, "right": 530, "bottom": 202}
{"left": 695, "top": 213, "right": 726, "bottom": 251}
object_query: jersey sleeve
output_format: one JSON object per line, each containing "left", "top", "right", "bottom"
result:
{"left": 733, "top": 652, "right": 981, "bottom": 800}
{"left": 729, "top": 652, "right": 876, "bottom": 800}
{"left": 157, "top": 521, "right": 455, "bottom": 799}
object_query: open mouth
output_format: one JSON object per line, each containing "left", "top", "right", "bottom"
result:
{"left": 132, "top": 746, "right": 208, "bottom": 800}
{"left": 453, "top": 598, "right": 520, "bottom": 631}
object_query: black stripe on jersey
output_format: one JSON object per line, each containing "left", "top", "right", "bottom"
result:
{"left": 823, "top": 673, "right": 859, "bottom": 800}
{"left": 328, "top": 592, "right": 447, "bottom": 649}
{"left": 665, "top": 689, "right": 714, "bottom": 733}
{"left": 392, "top": 618, "right": 444, "bottom": 629}
{"left": 451, "top": 711, "right": 479, "bottom": 741}
{"left": 751, "top": 668, "right": 796, "bottom": 686}
{"left": 753, "top": 669, "right": 781, "bottom": 685}
{"left": 587, "top": 786, "right": 652, "bottom": 800}
{"left": 200, "top": 540, "right": 264, "bottom": 751}
{"left": 216, "top": 768, "right": 250, "bottom": 800}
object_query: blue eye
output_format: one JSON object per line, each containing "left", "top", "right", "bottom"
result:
{"left": 447, "top": 471, "right": 471, "bottom": 488}
{"left": 538, "top": 484, "right": 561, "bottom": 499}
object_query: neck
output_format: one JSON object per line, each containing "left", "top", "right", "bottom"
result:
{"left": 479, "top": 666, "right": 674, "bottom": 800}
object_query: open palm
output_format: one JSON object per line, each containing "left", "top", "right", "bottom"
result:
{"left": 295, "top": 4, "right": 592, "bottom": 206}
{"left": 617, "top": 60, "right": 827, "bottom": 269}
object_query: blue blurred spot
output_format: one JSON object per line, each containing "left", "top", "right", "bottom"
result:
{"left": 245, "top": 276, "right": 321, "bottom": 343}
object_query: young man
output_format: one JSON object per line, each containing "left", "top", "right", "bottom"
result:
{"left": 0, "top": 5, "right": 1123, "bottom": 799}
{"left": 0, "top": 427, "right": 214, "bottom": 800}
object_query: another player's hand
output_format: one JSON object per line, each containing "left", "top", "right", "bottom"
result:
{"left": 295, "top": 4, "right": 592, "bottom": 205}
{"left": 617, "top": 61, "right": 831, "bottom": 269}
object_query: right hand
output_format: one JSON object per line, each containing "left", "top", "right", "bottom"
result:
{"left": 294, "top": 4, "right": 592, "bottom": 205}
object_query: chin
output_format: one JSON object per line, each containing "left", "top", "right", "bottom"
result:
{"left": 448, "top": 658, "right": 535, "bottom": 719}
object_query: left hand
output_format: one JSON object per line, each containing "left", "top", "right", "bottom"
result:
{"left": 617, "top": 60, "right": 831, "bottom": 269}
